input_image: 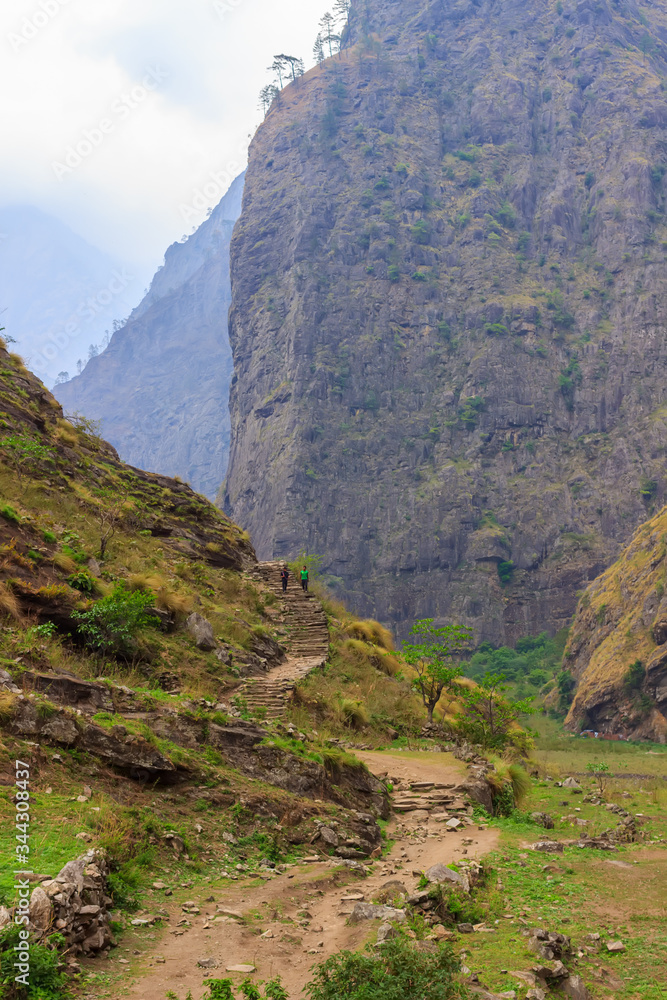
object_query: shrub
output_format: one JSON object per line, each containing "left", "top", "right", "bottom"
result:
{"left": 0, "top": 503, "right": 21, "bottom": 524}
{"left": 168, "top": 978, "right": 289, "bottom": 1000}
{"left": 67, "top": 571, "right": 97, "bottom": 594}
{"left": 387, "top": 264, "right": 400, "bottom": 282}
{"left": 485, "top": 323, "right": 509, "bottom": 336}
{"left": 340, "top": 698, "right": 370, "bottom": 729}
{"left": 623, "top": 659, "right": 645, "bottom": 695}
{"left": 0, "top": 582, "right": 20, "bottom": 620}
{"left": 345, "top": 619, "right": 394, "bottom": 651}
{"left": 72, "top": 584, "right": 156, "bottom": 656}
{"left": 0, "top": 925, "right": 69, "bottom": 1000}
{"left": 304, "top": 934, "right": 460, "bottom": 1000}
{"left": 497, "top": 561, "right": 514, "bottom": 585}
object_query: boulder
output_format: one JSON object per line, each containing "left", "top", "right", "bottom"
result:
{"left": 424, "top": 863, "right": 469, "bottom": 891}
{"left": 186, "top": 613, "right": 217, "bottom": 652}
{"left": 556, "top": 975, "right": 591, "bottom": 1000}
{"left": 29, "top": 888, "right": 52, "bottom": 931}
{"left": 533, "top": 841, "right": 564, "bottom": 853}
{"left": 454, "top": 777, "right": 493, "bottom": 814}
{"left": 318, "top": 826, "right": 339, "bottom": 847}
{"left": 562, "top": 778, "right": 582, "bottom": 790}
{"left": 606, "top": 940, "right": 625, "bottom": 953}
{"left": 349, "top": 903, "right": 406, "bottom": 924}
{"left": 531, "top": 812, "right": 555, "bottom": 829}
{"left": 376, "top": 921, "right": 398, "bottom": 943}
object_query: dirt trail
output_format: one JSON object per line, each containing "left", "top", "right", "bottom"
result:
{"left": 118, "top": 751, "right": 498, "bottom": 1000}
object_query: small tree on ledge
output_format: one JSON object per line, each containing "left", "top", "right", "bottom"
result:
{"left": 403, "top": 618, "right": 473, "bottom": 724}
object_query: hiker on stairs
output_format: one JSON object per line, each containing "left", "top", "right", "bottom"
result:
{"left": 280, "top": 565, "right": 290, "bottom": 593}
{"left": 300, "top": 565, "right": 309, "bottom": 592}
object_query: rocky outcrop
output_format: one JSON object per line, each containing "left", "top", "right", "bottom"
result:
{"left": 0, "top": 851, "right": 115, "bottom": 958}
{"left": 564, "top": 504, "right": 667, "bottom": 742}
{"left": 55, "top": 173, "right": 245, "bottom": 499}
{"left": 224, "top": 0, "right": 667, "bottom": 642}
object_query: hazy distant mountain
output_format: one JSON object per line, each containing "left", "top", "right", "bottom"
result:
{"left": 55, "top": 173, "right": 245, "bottom": 499}
{"left": 0, "top": 205, "right": 147, "bottom": 385}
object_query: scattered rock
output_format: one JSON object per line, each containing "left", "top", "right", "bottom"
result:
{"left": 556, "top": 974, "right": 591, "bottom": 1000}
{"left": 376, "top": 921, "right": 398, "bottom": 943}
{"left": 226, "top": 965, "right": 256, "bottom": 974}
{"left": 562, "top": 778, "right": 582, "bottom": 790}
{"left": 457, "top": 923, "right": 474, "bottom": 933}
{"left": 424, "top": 862, "right": 469, "bottom": 891}
{"left": 186, "top": 613, "right": 217, "bottom": 652}
{"left": 606, "top": 940, "right": 625, "bottom": 953}
{"left": 198, "top": 958, "right": 219, "bottom": 969}
{"left": 530, "top": 813, "right": 555, "bottom": 830}
{"left": 349, "top": 903, "right": 406, "bottom": 924}
{"left": 319, "top": 826, "right": 339, "bottom": 847}
{"left": 533, "top": 841, "right": 564, "bottom": 853}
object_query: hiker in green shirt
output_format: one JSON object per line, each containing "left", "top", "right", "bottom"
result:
{"left": 300, "top": 565, "right": 309, "bottom": 592}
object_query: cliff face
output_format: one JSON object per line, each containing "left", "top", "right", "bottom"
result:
{"left": 564, "top": 505, "right": 667, "bottom": 742}
{"left": 225, "top": 0, "right": 667, "bottom": 641}
{"left": 55, "top": 174, "right": 245, "bottom": 499}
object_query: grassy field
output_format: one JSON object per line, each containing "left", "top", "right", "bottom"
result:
{"left": 457, "top": 728, "right": 667, "bottom": 1000}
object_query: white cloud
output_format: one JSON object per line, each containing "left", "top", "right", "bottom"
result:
{"left": 0, "top": 0, "right": 334, "bottom": 270}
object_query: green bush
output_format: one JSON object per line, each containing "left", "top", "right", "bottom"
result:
{"left": 0, "top": 926, "right": 69, "bottom": 999}
{"left": 304, "top": 935, "right": 461, "bottom": 1000}
{"left": 67, "top": 571, "right": 96, "bottom": 594}
{"left": 387, "top": 264, "right": 400, "bottom": 282}
{"left": 0, "top": 503, "right": 21, "bottom": 525}
{"left": 497, "top": 561, "right": 514, "bottom": 585}
{"left": 167, "top": 978, "right": 289, "bottom": 1000}
{"left": 72, "top": 584, "right": 156, "bottom": 655}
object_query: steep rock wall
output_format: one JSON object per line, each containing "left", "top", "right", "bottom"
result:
{"left": 225, "top": 0, "right": 667, "bottom": 641}
{"left": 55, "top": 174, "right": 245, "bottom": 499}
{"left": 564, "top": 504, "right": 667, "bottom": 742}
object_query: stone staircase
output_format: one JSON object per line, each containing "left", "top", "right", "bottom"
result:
{"left": 240, "top": 561, "right": 330, "bottom": 719}
{"left": 392, "top": 781, "right": 467, "bottom": 814}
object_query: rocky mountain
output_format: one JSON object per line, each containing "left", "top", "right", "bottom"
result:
{"left": 0, "top": 205, "right": 146, "bottom": 385}
{"left": 224, "top": 0, "right": 667, "bottom": 642}
{"left": 55, "top": 173, "right": 245, "bottom": 499}
{"left": 563, "top": 503, "right": 667, "bottom": 742}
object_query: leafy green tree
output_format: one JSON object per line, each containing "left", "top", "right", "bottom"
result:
{"left": 455, "top": 672, "right": 533, "bottom": 748}
{"left": 403, "top": 618, "right": 472, "bottom": 723}
{"left": 586, "top": 760, "right": 610, "bottom": 797}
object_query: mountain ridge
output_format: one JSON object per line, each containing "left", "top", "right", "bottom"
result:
{"left": 224, "top": 0, "right": 667, "bottom": 641}
{"left": 55, "top": 173, "right": 245, "bottom": 499}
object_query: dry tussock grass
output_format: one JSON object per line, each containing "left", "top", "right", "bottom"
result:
{"left": 0, "top": 581, "right": 21, "bottom": 619}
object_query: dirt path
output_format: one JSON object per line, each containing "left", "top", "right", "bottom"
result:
{"left": 116, "top": 752, "right": 498, "bottom": 1000}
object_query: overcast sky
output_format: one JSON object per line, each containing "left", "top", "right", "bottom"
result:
{"left": 1, "top": 0, "right": 333, "bottom": 273}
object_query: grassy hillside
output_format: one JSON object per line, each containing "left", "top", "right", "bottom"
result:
{"left": 563, "top": 503, "right": 667, "bottom": 741}
{"left": 0, "top": 341, "right": 409, "bottom": 927}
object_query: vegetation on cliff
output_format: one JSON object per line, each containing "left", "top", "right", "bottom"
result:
{"left": 225, "top": 0, "right": 667, "bottom": 646}
{"left": 564, "top": 502, "right": 667, "bottom": 741}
